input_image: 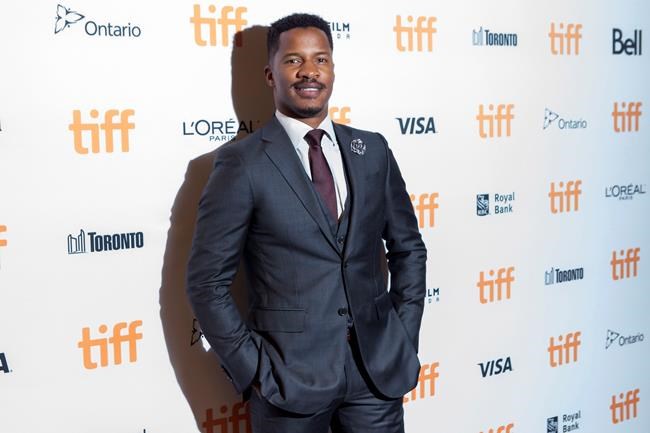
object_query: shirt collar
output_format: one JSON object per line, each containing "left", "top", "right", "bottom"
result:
{"left": 275, "top": 110, "right": 337, "bottom": 149}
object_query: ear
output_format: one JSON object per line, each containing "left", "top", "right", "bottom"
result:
{"left": 264, "top": 65, "right": 274, "bottom": 88}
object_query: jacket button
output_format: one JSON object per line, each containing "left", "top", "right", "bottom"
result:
{"left": 338, "top": 307, "right": 348, "bottom": 316}
{"left": 337, "top": 236, "right": 344, "bottom": 244}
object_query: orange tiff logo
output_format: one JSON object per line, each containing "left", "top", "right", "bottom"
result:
{"left": 549, "top": 22, "right": 583, "bottom": 55}
{"left": 481, "top": 423, "right": 514, "bottom": 433}
{"left": 611, "top": 247, "right": 640, "bottom": 280}
{"left": 77, "top": 320, "right": 143, "bottom": 369}
{"left": 191, "top": 4, "right": 247, "bottom": 47}
{"left": 0, "top": 225, "right": 6, "bottom": 247}
{"left": 548, "top": 180, "right": 582, "bottom": 213}
{"left": 409, "top": 193, "right": 439, "bottom": 228}
{"left": 548, "top": 331, "right": 581, "bottom": 367}
{"left": 69, "top": 109, "right": 135, "bottom": 154}
{"left": 476, "top": 104, "right": 514, "bottom": 138}
{"left": 612, "top": 102, "right": 642, "bottom": 132}
{"left": 477, "top": 267, "right": 514, "bottom": 304}
{"left": 329, "top": 106, "right": 351, "bottom": 125}
{"left": 403, "top": 362, "right": 439, "bottom": 403}
{"left": 203, "top": 402, "right": 250, "bottom": 433}
{"left": 611, "top": 389, "right": 640, "bottom": 424}
{"left": 394, "top": 15, "right": 437, "bottom": 52}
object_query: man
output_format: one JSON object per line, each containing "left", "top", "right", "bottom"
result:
{"left": 187, "top": 13, "right": 427, "bottom": 433}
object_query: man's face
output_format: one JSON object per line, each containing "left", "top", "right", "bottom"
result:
{"left": 265, "top": 26, "right": 334, "bottom": 127}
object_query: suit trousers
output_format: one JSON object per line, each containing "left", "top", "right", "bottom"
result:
{"left": 249, "top": 331, "right": 405, "bottom": 433}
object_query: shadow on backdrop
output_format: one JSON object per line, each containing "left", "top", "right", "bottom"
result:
{"left": 159, "top": 26, "right": 274, "bottom": 432}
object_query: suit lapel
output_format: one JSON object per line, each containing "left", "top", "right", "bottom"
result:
{"left": 333, "top": 124, "right": 364, "bottom": 260}
{"left": 262, "top": 117, "right": 339, "bottom": 254}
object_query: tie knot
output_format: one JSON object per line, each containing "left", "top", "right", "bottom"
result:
{"left": 305, "top": 129, "right": 326, "bottom": 148}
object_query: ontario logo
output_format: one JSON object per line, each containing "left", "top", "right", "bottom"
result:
{"left": 543, "top": 108, "right": 587, "bottom": 130}
{"left": 606, "top": 329, "right": 644, "bottom": 350}
{"left": 67, "top": 229, "right": 144, "bottom": 254}
{"left": 54, "top": 4, "right": 142, "bottom": 37}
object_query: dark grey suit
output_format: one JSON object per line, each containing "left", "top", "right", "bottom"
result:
{"left": 187, "top": 116, "right": 426, "bottom": 415}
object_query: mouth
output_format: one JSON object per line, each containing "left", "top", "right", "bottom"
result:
{"left": 292, "top": 81, "right": 325, "bottom": 98}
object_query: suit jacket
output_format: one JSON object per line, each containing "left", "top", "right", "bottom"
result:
{"left": 186, "top": 116, "right": 427, "bottom": 414}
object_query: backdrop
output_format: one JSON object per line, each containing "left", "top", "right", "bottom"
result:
{"left": 1, "top": 1, "right": 648, "bottom": 432}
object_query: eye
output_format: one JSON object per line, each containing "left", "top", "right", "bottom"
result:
{"left": 285, "top": 58, "right": 301, "bottom": 65}
{"left": 316, "top": 57, "right": 328, "bottom": 64}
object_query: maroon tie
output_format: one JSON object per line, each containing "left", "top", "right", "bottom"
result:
{"left": 304, "top": 129, "right": 338, "bottom": 221}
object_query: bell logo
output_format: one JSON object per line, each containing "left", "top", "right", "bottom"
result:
{"left": 610, "top": 248, "right": 640, "bottom": 280}
{"left": 77, "top": 320, "right": 143, "bottom": 369}
{"left": 549, "top": 22, "right": 583, "bottom": 55}
{"left": 69, "top": 109, "right": 135, "bottom": 154}
{"left": 477, "top": 267, "right": 514, "bottom": 304}
{"left": 403, "top": 362, "right": 439, "bottom": 403}
{"left": 610, "top": 389, "right": 640, "bottom": 424}
{"left": 548, "top": 331, "right": 581, "bottom": 367}
{"left": 329, "top": 106, "right": 351, "bottom": 125}
{"left": 190, "top": 4, "right": 247, "bottom": 47}
{"left": 409, "top": 193, "right": 439, "bottom": 228}
{"left": 0, "top": 225, "right": 7, "bottom": 247}
{"left": 548, "top": 180, "right": 582, "bottom": 213}
{"left": 612, "top": 29, "right": 642, "bottom": 55}
{"left": 203, "top": 402, "right": 251, "bottom": 433}
{"left": 476, "top": 104, "right": 514, "bottom": 138}
{"left": 393, "top": 15, "right": 437, "bottom": 52}
{"left": 612, "top": 102, "right": 642, "bottom": 132}
{"left": 481, "top": 423, "right": 514, "bottom": 433}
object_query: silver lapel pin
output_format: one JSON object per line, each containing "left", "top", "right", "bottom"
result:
{"left": 350, "top": 138, "right": 366, "bottom": 155}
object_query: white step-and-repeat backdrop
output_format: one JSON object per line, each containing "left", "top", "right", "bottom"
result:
{"left": 1, "top": 1, "right": 648, "bottom": 432}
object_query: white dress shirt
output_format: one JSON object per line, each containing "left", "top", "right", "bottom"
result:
{"left": 275, "top": 110, "right": 348, "bottom": 218}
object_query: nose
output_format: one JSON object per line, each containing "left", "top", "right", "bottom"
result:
{"left": 298, "top": 60, "right": 319, "bottom": 79}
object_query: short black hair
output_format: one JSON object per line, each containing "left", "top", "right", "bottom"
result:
{"left": 267, "top": 13, "right": 333, "bottom": 59}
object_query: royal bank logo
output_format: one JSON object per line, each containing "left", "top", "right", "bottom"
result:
{"left": 403, "top": 362, "right": 439, "bottom": 403}
{"left": 190, "top": 4, "right": 248, "bottom": 47}
{"left": 613, "top": 28, "right": 642, "bottom": 55}
{"left": 329, "top": 21, "right": 351, "bottom": 40}
{"left": 182, "top": 118, "right": 259, "bottom": 143}
{"left": 476, "top": 192, "right": 516, "bottom": 216}
{"left": 0, "top": 352, "right": 11, "bottom": 374}
{"left": 472, "top": 26, "right": 518, "bottom": 46}
{"left": 203, "top": 402, "right": 251, "bottom": 433}
{"left": 396, "top": 116, "right": 437, "bottom": 135}
{"left": 547, "top": 410, "right": 582, "bottom": 433}
{"left": 54, "top": 4, "right": 142, "bottom": 37}
{"left": 425, "top": 287, "right": 440, "bottom": 305}
{"left": 190, "top": 318, "right": 211, "bottom": 351}
{"left": 543, "top": 108, "right": 587, "bottom": 130}
{"left": 545, "top": 266, "right": 584, "bottom": 285}
{"left": 605, "top": 183, "right": 646, "bottom": 201}
{"left": 394, "top": 15, "right": 437, "bottom": 52}
{"left": 606, "top": 329, "right": 644, "bottom": 349}
{"left": 67, "top": 229, "right": 144, "bottom": 254}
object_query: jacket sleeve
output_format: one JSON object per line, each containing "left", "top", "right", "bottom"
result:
{"left": 379, "top": 134, "right": 427, "bottom": 352}
{"left": 186, "top": 145, "right": 260, "bottom": 393}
